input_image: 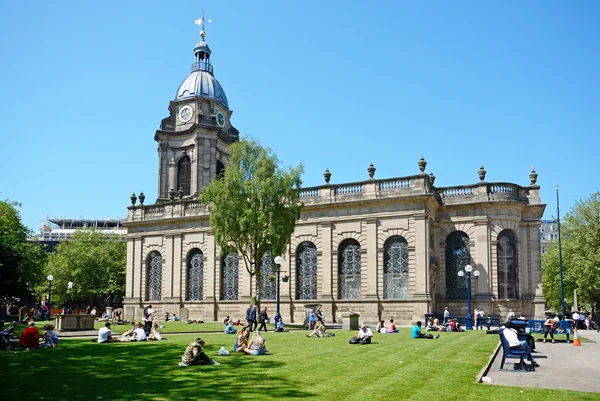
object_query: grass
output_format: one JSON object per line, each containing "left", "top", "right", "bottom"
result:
{"left": 1, "top": 329, "right": 596, "bottom": 400}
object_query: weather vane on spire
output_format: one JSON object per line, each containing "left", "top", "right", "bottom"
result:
{"left": 194, "top": 9, "right": 212, "bottom": 39}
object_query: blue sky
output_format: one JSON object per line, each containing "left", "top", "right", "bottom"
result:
{"left": 1, "top": 1, "right": 598, "bottom": 232}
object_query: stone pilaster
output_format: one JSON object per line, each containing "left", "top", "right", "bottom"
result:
{"left": 173, "top": 235, "right": 183, "bottom": 300}
{"left": 320, "top": 222, "right": 333, "bottom": 300}
{"left": 365, "top": 218, "right": 378, "bottom": 299}
{"left": 126, "top": 239, "right": 134, "bottom": 299}
{"left": 133, "top": 239, "right": 143, "bottom": 300}
{"left": 528, "top": 221, "right": 545, "bottom": 318}
{"left": 163, "top": 235, "right": 174, "bottom": 299}
{"left": 473, "top": 218, "right": 491, "bottom": 298}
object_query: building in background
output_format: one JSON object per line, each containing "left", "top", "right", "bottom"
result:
{"left": 36, "top": 218, "right": 126, "bottom": 252}
{"left": 123, "top": 26, "right": 546, "bottom": 324}
{"left": 540, "top": 220, "right": 558, "bottom": 255}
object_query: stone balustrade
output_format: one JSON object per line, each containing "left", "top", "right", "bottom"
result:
{"left": 127, "top": 176, "right": 538, "bottom": 223}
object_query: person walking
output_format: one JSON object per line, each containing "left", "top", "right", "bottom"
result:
{"left": 593, "top": 311, "right": 600, "bottom": 333}
{"left": 248, "top": 305, "right": 257, "bottom": 331}
{"left": 143, "top": 305, "right": 154, "bottom": 334}
{"left": 257, "top": 307, "right": 268, "bottom": 332}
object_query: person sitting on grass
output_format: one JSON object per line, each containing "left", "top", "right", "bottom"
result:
{"left": 149, "top": 322, "right": 165, "bottom": 341}
{"left": 223, "top": 316, "right": 231, "bottom": 326}
{"left": 234, "top": 327, "right": 250, "bottom": 353}
{"left": 306, "top": 320, "right": 325, "bottom": 338}
{"left": 502, "top": 321, "right": 539, "bottom": 368}
{"left": 387, "top": 319, "right": 399, "bottom": 333}
{"left": 131, "top": 322, "right": 148, "bottom": 341}
{"left": 224, "top": 321, "right": 237, "bottom": 334}
{"left": 172, "top": 314, "right": 179, "bottom": 321}
{"left": 97, "top": 322, "right": 119, "bottom": 343}
{"left": 376, "top": 320, "right": 386, "bottom": 333}
{"left": 179, "top": 338, "right": 220, "bottom": 367}
{"left": 357, "top": 325, "right": 373, "bottom": 344}
{"left": 412, "top": 321, "right": 439, "bottom": 339}
{"left": 242, "top": 331, "right": 268, "bottom": 355}
{"left": 275, "top": 318, "right": 289, "bottom": 332}
{"left": 41, "top": 324, "right": 58, "bottom": 348}
{"left": 20, "top": 321, "right": 40, "bottom": 350}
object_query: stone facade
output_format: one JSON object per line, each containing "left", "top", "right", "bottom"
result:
{"left": 123, "top": 31, "right": 546, "bottom": 325}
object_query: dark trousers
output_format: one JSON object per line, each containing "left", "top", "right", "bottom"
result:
{"left": 189, "top": 351, "right": 212, "bottom": 366}
{"left": 247, "top": 319, "right": 256, "bottom": 331}
{"left": 144, "top": 321, "right": 152, "bottom": 334}
{"left": 258, "top": 321, "right": 267, "bottom": 332}
{"left": 543, "top": 326, "right": 554, "bottom": 340}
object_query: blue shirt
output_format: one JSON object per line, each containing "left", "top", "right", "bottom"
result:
{"left": 412, "top": 325, "right": 421, "bottom": 338}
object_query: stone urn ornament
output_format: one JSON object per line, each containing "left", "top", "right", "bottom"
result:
{"left": 367, "top": 163, "right": 376, "bottom": 179}
{"left": 323, "top": 168, "right": 332, "bottom": 184}
{"left": 138, "top": 192, "right": 146, "bottom": 205}
{"left": 429, "top": 172, "right": 436, "bottom": 186}
{"left": 478, "top": 165, "right": 487, "bottom": 181}
{"left": 130, "top": 192, "right": 137, "bottom": 206}
{"left": 418, "top": 157, "right": 427, "bottom": 174}
{"left": 529, "top": 166, "right": 538, "bottom": 186}
{"left": 169, "top": 188, "right": 176, "bottom": 200}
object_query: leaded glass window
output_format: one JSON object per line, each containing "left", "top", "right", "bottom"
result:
{"left": 498, "top": 230, "right": 518, "bottom": 299}
{"left": 338, "top": 239, "right": 361, "bottom": 299}
{"left": 296, "top": 241, "right": 317, "bottom": 300}
{"left": 187, "top": 249, "right": 203, "bottom": 301}
{"left": 383, "top": 236, "right": 409, "bottom": 299}
{"left": 445, "top": 232, "right": 470, "bottom": 300}
{"left": 177, "top": 156, "right": 191, "bottom": 196}
{"left": 260, "top": 250, "right": 276, "bottom": 300}
{"left": 221, "top": 252, "right": 239, "bottom": 300}
{"left": 147, "top": 251, "right": 162, "bottom": 301}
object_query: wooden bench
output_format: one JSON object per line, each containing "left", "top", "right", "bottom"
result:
{"left": 498, "top": 329, "right": 532, "bottom": 372}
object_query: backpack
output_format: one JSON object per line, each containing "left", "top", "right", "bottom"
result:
{"left": 349, "top": 336, "right": 359, "bottom": 344}
{"left": 143, "top": 307, "right": 149, "bottom": 319}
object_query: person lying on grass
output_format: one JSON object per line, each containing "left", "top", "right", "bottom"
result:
{"left": 241, "top": 330, "right": 268, "bottom": 355}
{"left": 234, "top": 327, "right": 250, "bottom": 352}
{"left": 412, "top": 321, "right": 439, "bottom": 339}
{"left": 179, "top": 338, "right": 220, "bottom": 367}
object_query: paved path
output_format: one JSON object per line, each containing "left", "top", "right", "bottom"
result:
{"left": 484, "top": 329, "right": 600, "bottom": 393}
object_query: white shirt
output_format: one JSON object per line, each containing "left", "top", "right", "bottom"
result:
{"left": 507, "top": 311, "right": 515, "bottom": 320}
{"left": 444, "top": 310, "right": 450, "bottom": 318}
{"left": 98, "top": 327, "right": 112, "bottom": 343}
{"left": 572, "top": 312, "right": 580, "bottom": 320}
{"left": 358, "top": 328, "right": 373, "bottom": 339}
{"left": 145, "top": 308, "right": 154, "bottom": 322}
{"left": 133, "top": 328, "right": 147, "bottom": 341}
{"left": 503, "top": 328, "right": 520, "bottom": 348}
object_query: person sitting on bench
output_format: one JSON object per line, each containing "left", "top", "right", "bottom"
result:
{"left": 503, "top": 321, "right": 539, "bottom": 367}
{"left": 412, "top": 321, "right": 439, "bottom": 339}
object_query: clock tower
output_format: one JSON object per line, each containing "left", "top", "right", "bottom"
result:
{"left": 155, "top": 21, "right": 238, "bottom": 202}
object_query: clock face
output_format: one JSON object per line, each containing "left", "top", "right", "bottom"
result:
{"left": 216, "top": 110, "right": 225, "bottom": 127}
{"left": 179, "top": 105, "right": 193, "bottom": 123}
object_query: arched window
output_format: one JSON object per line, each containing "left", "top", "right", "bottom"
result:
{"left": 177, "top": 156, "right": 192, "bottom": 196}
{"left": 445, "top": 232, "right": 470, "bottom": 300}
{"left": 296, "top": 241, "right": 317, "bottom": 300}
{"left": 260, "top": 250, "right": 276, "bottom": 300}
{"left": 221, "top": 252, "right": 239, "bottom": 300}
{"left": 498, "top": 230, "right": 518, "bottom": 299}
{"left": 338, "top": 239, "right": 361, "bottom": 300}
{"left": 147, "top": 251, "right": 162, "bottom": 301}
{"left": 216, "top": 160, "right": 225, "bottom": 178}
{"left": 383, "top": 236, "right": 409, "bottom": 299}
{"left": 187, "top": 249, "right": 203, "bottom": 301}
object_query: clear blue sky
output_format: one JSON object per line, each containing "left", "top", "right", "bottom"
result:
{"left": 1, "top": 1, "right": 598, "bottom": 232}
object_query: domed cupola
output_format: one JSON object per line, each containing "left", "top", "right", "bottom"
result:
{"left": 174, "top": 20, "right": 229, "bottom": 109}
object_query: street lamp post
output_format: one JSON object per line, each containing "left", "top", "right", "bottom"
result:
{"left": 47, "top": 275, "right": 54, "bottom": 320}
{"left": 458, "top": 265, "right": 479, "bottom": 330}
{"left": 67, "top": 282, "right": 73, "bottom": 314}
{"left": 274, "top": 256, "right": 284, "bottom": 324}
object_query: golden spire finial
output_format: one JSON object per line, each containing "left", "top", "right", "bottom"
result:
{"left": 194, "top": 9, "right": 212, "bottom": 39}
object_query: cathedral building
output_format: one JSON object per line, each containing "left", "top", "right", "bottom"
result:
{"left": 123, "top": 26, "right": 546, "bottom": 325}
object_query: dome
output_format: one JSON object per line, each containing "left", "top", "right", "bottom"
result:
{"left": 175, "top": 69, "right": 229, "bottom": 109}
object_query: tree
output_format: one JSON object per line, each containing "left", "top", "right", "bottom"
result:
{"left": 0, "top": 200, "right": 47, "bottom": 306}
{"left": 542, "top": 192, "right": 600, "bottom": 312}
{"left": 44, "top": 230, "right": 126, "bottom": 306}
{"left": 200, "top": 138, "right": 303, "bottom": 305}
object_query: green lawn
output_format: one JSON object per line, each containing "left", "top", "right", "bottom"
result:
{"left": 0, "top": 330, "right": 594, "bottom": 400}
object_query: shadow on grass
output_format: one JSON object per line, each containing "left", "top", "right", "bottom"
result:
{"left": 1, "top": 339, "right": 315, "bottom": 401}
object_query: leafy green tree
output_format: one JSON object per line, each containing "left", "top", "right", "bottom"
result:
{"left": 200, "top": 138, "right": 303, "bottom": 304}
{"left": 0, "top": 200, "right": 47, "bottom": 306}
{"left": 542, "top": 192, "right": 600, "bottom": 312}
{"left": 45, "top": 230, "right": 126, "bottom": 306}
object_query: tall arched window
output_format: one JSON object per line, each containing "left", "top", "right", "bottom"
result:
{"left": 260, "top": 250, "right": 276, "bottom": 300}
{"left": 147, "top": 251, "right": 162, "bottom": 301}
{"left": 177, "top": 156, "right": 192, "bottom": 196}
{"left": 296, "top": 241, "right": 317, "bottom": 300}
{"left": 221, "top": 252, "right": 239, "bottom": 300}
{"left": 338, "top": 239, "right": 361, "bottom": 299}
{"left": 497, "top": 230, "right": 518, "bottom": 299}
{"left": 383, "top": 236, "right": 409, "bottom": 299}
{"left": 187, "top": 249, "right": 203, "bottom": 301}
{"left": 216, "top": 160, "right": 225, "bottom": 178}
{"left": 445, "top": 232, "right": 470, "bottom": 300}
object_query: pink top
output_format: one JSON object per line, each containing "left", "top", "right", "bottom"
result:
{"left": 387, "top": 323, "right": 396, "bottom": 333}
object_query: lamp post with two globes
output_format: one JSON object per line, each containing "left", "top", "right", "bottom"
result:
{"left": 457, "top": 264, "right": 480, "bottom": 330}
{"left": 46, "top": 275, "right": 54, "bottom": 320}
{"left": 67, "top": 282, "right": 73, "bottom": 314}
{"left": 274, "top": 256, "right": 284, "bottom": 324}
